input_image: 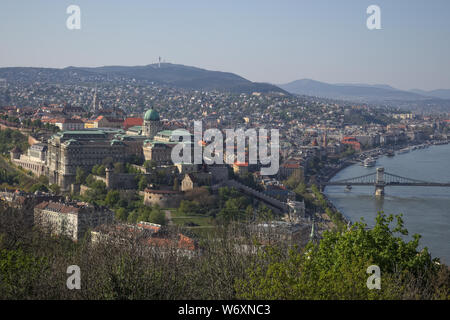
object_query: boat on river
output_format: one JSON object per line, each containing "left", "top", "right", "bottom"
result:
{"left": 362, "top": 158, "right": 376, "bottom": 167}
{"left": 397, "top": 147, "right": 410, "bottom": 155}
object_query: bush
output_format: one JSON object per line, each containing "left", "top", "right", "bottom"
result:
{"left": 235, "top": 213, "right": 444, "bottom": 300}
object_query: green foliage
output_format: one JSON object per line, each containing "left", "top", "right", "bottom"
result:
{"left": 124, "top": 163, "right": 141, "bottom": 174}
{"left": 293, "top": 182, "right": 307, "bottom": 196}
{"left": 0, "top": 157, "right": 37, "bottom": 191}
{"left": 92, "top": 164, "right": 106, "bottom": 176}
{"left": 85, "top": 174, "right": 96, "bottom": 187}
{"left": 149, "top": 209, "right": 166, "bottom": 225}
{"left": 75, "top": 167, "right": 87, "bottom": 184}
{"left": 84, "top": 180, "right": 107, "bottom": 204}
{"left": 0, "top": 128, "right": 29, "bottom": 155}
{"left": 0, "top": 249, "right": 48, "bottom": 299}
{"left": 48, "top": 184, "right": 60, "bottom": 194}
{"left": 38, "top": 175, "right": 49, "bottom": 185}
{"left": 127, "top": 211, "right": 139, "bottom": 223}
{"left": 178, "top": 200, "right": 201, "bottom": 216}
{"left": 115, "top": 207, "right": 128, "bottom": 222}
{"left": 137, "top": 175, "right": 148, "bottom": 191}
{"left": 235, "top": 213, "right": 441, "bottom": 300}
{"left": 255, "top": 204, "right": 273, "bottom": 221}
{"left": 0, "top": 204, "right": 447, "bottom": 300}
{"left": 105, "top": 190, "right": 121, "bottom": 207}
{"left": 217, "top": 197, "right": 250, "bottom": 222}
{"left": 29, "top": 183, "right": 49, "bottom": 193}
{"left": 218, "top": 187, "right": 241, "bottom": 207}
{"left": 284, "top": 173, "right": 303, "bottom": 189}
{"left": 0, "top": 167, "right": 20, "bottom": 186}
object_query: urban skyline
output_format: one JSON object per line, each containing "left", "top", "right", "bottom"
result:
{"left": 0, "top": 0, "right": 448, "bottom": 304}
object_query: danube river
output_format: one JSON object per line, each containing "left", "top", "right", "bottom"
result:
{"left": 324, "top": 144, "right": 450, "bottom": 264}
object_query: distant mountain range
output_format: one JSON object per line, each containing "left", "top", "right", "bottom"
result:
{"left": 278, "top": 79, "right": 450, "bottom": 112}
{"left": 2, "top": 64, "right": 450, "bottom": 111}
{"left": 0, "top": 63, "right": 287, "bottom": 94}
{"left": 409, "top": 88, "right": 450, "bottom": 100}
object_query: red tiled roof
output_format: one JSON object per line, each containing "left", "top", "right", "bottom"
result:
{"left": 282, "top": 163, "right": 300, "bottom": 169}
{"left": 34, "top": 201, "right": 80, "bottom": 214}
{"left": 123, "top": 117, "right": 143, "bottom": 129}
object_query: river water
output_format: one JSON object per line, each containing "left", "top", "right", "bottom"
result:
{"left": 324, "top": 144, "right": 450, "bottom": 264}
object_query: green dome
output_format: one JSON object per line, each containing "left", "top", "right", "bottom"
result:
{"left": 144, "top": 109, "right": 160, "bottom": 121}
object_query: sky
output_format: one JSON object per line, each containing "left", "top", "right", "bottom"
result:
{"left": 1, "top": 0, "right": 450, "bottom": 91}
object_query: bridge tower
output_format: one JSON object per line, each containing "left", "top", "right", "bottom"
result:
{"left": 375, "top": 167, "right": 385, "bottom": 196}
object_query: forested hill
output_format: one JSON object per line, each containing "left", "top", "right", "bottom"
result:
{"left": 0, "top": 63, "right": 287, "bottom": 94}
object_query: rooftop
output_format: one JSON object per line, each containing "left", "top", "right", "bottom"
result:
{"left": 144, "top": 109, "right": 160, "bottom": 121}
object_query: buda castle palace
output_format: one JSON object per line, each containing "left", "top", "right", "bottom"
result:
{"left": 11, "top": 108, "right": 194, "bottom": 191}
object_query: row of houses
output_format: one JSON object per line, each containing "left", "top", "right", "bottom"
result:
{"left": 44, "top": 116, "right": 143, "bottom": 131}
{"left": 1, "top": 189, "right": 199, "bottom": 254}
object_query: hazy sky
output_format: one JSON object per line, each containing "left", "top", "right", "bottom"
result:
{"left": 1, "top": 0, "right": 449, "bottom": 90}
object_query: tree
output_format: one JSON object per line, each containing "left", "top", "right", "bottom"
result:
{"left": 137, "top": 207, "right": 151, "bottom": 223}
{"left": 218, "top": 198, "right": 246, "bottom": 222}
{"left": 256, "top": 204, "right": 273, "bottom": 221}
{"left": 178, "top": 200, "right": 201, "bottom": 216}
{"left": 96, "top": 165, "right": 106, "bottom": 176}
{"left": 149, "top": 208, "right": 166, "bottom": 225}
{"left": 75, "top": 167, "right": 87, "bottom": 184}
{"left": 138, "top": 175, "right": 148, "bottom": 191}
{"left": 0, "top": 248, "right": 48, "bottom": 299}
{"left": 293, "top": 182, "right": 307, "bottom": 196}
{"left": 284, "top": 173, "right": 302, "bottom": 189}
{"left": 235, "top": 213, "right": 439, "bottom": 300}
{"left": 127, "top": 211, "right": 139, "bottom": 223}
{"left": 85, "top": 180, "right": 107, "bottom": 203}
{"left": 49, "top": 184, "right": 60, "bottom": 194}
{"left": 115, "top": 208, "right": 128, "bottom": 222}
{"left": 38, "top": 175, "right": 49, "bottom": 185}
{"left": 105, "top": 190, "right": 120, "bottom": 207}
{"left": 29, "top": 183, "right": 49, "bottom": 193}
{"left": 85, "top": 174, "right": 96, "bottom": 187}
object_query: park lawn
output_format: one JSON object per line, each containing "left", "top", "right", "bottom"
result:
{"left": 170, "top": 209, "right": 215, "bottom": 227}
{"left": 171, "top": 215, "right": 214, "bottom": 227}
{"left": 0, "top": 156, "right": 38, "bottom": 191}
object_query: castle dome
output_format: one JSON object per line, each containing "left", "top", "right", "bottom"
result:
{"left": 144, "top": 109, "right": 160, "bottom": 121}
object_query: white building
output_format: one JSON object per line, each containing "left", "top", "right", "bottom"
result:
{"left": 34, "top": 201, "right": 114, "bottom": 241}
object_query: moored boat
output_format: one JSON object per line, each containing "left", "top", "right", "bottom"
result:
{"left": 362, "top": 158, "right": 376, "bottom": 167}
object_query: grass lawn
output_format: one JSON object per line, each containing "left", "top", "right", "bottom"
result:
{"left": 169, "top": 209, "right": 214, "bottom": 227}
{"left": 0, "top": 156, "right": 38, "bottom": 191}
